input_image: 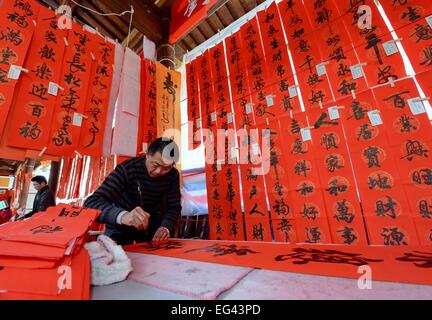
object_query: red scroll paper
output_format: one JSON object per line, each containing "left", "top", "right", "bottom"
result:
{"left": 185, "top": 58, "right": 201, "bottom": 149}
{"left": 0, "top": 0, "right": 39, "bottom": 139}
{"left": 308, "top": 107, "right": 368, "bottom": 245}
{"left": 278, "top": 112, "right": 332, "bottom": 244}
{"left": 373, "top": 77, "right": 432, "bottom": 246}
{"left": 77, "top": 32, "right": 115, "bottom": 157}
{"left": 339, "top": 90, "right": 419, "bottom": 246}
{"left": 7, "top": 6, "right": 67, "bottom": 151}
{"left": 46, "top": 22, "right": 93, "bottom": 157}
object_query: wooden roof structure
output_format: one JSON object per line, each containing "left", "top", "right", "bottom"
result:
{"left": 36, "top": 0, "right": 266, "bottom": 60}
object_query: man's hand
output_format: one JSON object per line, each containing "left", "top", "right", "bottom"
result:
{"left": 152, "top": 226, "right": 170, "bottom": 241}
{"left": 120, "top": 207, "right": 150, "bottom": 230}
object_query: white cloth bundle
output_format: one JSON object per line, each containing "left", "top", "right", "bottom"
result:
{"left": 84, "top": 235, "right": 133, "bottom": 286}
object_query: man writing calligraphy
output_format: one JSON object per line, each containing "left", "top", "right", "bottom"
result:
{"left": 84, "top": 137, "right": 182, "bottom": 245}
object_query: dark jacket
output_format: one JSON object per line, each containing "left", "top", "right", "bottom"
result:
{"left": 26, "top": 185, "right": 56, "bottom": 218}
{"left": 84, "top": 156, "right": 182, "bottom": 245}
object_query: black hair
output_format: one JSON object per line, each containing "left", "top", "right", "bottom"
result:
{"left": 147, "top": 137, "right": 180, "bottom": 163}
{"left": 31, "top": 175, "right": 47, "bottom": 185}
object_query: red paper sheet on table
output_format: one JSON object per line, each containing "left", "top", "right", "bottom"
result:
{"left": 308, "top": 106, "right": 368, "bottom": 245}
{"left": 257, "top": 2, "right": 293, "bottom": 85}
{"left": 0, "top": 248, "right": 90, "bottom": 299}
{"left": 278, "top": 113, "right": 332, "bottom": 244}
{"left": 138, "top": 59, "right": 157, "bottom": 153}
{"left": 0, "top": 0, "right": 39, "bottom": 139}
{"left": 399, "top": 18, "right": 432, "bottom": 73}
{"left": 339, "top": 91, "right": 419, "bottom": 246}
{"left": 379, "top": 0, "right": 432, "bottom": 31}
{"left": 125, "top": 239, "right": 432, "bottom": 285}
{"left": 6, "top": 6, "right": 67, "bottom": 151}
{"left": 77, "top": 35, "right": 115, "bottom": 157}
{"left": 46, "top": 22, "right": 93, "bottom": 157}
{"left": 225, "top": 32, "right": 251, "bottom": 102}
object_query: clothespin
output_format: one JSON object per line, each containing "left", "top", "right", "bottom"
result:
{"left": 351, "top": 89, "right": 357, "bottom": 100}
{"left": 74, "top": 150, "right": 83, "bottom": 158}
{"left": 63, "top": 37, "right": 69, "bottom": 46}
{"left": 388, "top": 76, "right": 395, "bottom": 87}
{"left": 265, "top": 117, "right": 269, "bottom": 125}
{"left": 32, "top": 19, "right": 37, "bottom": 27}
{"left": 38, "top": 147, "right": 47, "bottom": 158}
{"left": 318, "top": 100, "right": 323, "bottom": 109}
{"left": 289, "top": 109, "right": 293, "bottom": 119}
{"left": 90, "top": 52, "right": 96, "bottom": 61}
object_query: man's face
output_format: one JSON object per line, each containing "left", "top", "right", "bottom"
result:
{"left": 145, "top": 152, "right": 175, "bottom": 178}
{"left": 32, "top": 182, "right": 45, "bottom": 191}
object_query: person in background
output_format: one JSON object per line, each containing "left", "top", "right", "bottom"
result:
{"left": 16, "top": 176, "right": 56, "bottom": 220}
{"left": 84, "top": 137, "right": 182, "bottom": 246}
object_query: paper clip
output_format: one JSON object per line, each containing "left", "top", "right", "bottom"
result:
{"left": 38, "top": 146, "right": 47, "bottom": 158}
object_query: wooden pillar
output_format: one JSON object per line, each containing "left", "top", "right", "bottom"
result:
{"left": 48, "top": 160, "right": 60, "bottom": 195}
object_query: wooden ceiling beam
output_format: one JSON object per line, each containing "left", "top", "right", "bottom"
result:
{"left": 216, "top": 5, "right": 235, "bottom": 26}
{"left": 226, "top": 0, "right": 246, "bottom": 20}
{"left": 102, "top": 0, "right": 164, "bottom": 44}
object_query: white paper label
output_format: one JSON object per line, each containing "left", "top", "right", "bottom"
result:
{"left": 231, "top": 147, "right": 237, "bottom": 159}
{"left": 367, "top": 110, "right": 383, "bottom": 126}
{"left": 300, "top": 128, "right": 312, "bottom": 141}
{"left": 407, "top": 98, "right": 427, "bottom": 115}
{"left": 246, "top": 103, "right": 253, "bottom": 114}
{"left": 288, "top": 86, "right": 298, "bottom": 98}
{"left": 7, "top": 65, "right": 21, "bottom": 80}
{"left": 217, "top": 161, "right": 222, "bottom": 171}
{"left": 266, "top": 95, "right": 274, "bottom": 107}
{"left": 382, "top": 41, "right": 399, "bottom": 56}
{"left": 196, "top": 118, "right": 201, "bottom": 128}
{"left": 251, "top": 143, "right": 260, "bottom": 155}
{"left": 328, "top": 107, "right": 340, "bottom": 120}
{"left": 350, "top": 65, "right": 364, "bottom": 80}
{"left": 426, "top": 15, "right": 432, "bottom": 28}
{"left": 73, "top": 113, "right": 83, "bottom": 127}
{"left": 142, "top": 142, "right": 148, "bottom": 153}
{"left": 211, "top": 111, "right": 217, "bottom": 122}
{"left": 316, "top": 63, "right": 327, "bottom": 76}
{"left": 48, "top": 82, "right": 59, "bottom": 96}
{"left": 227, "top": 113, "right": 233, "bottom": 123}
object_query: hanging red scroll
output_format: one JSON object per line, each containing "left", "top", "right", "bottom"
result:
{"left": 57, "top": 157, "right": 72, "bottom": 199}
{"left": 339, "top": 89, "right": 419, "bottom": 246}
{"left": 257, "top": 2, "right": 293, "bottom": 85}
{"left": 185, "top": 58, "right": 201, "bottom": 149}
{"left": 225, "top": 32, "right": 251, "bottom": 102}
{"left": 372, "top": 77, "right": 432, "bottom": 246}
{"left": 0, "top": 0, "right": 39, "bottom": 139}
{"left": 77, "top": 34, "right": 115, "bottom": 157}
{"left": 46, "top": 22, "right": 93, "bottom": 157}
{"left": 7, "top": 6, "right": 67, "bottom": 151}
{"left": 196, "top": 50, "right": 215, "bottom": 129}
{"left": 308, "top": 106, "right": 368, "bottom": 245}
{"left": 240, "top": 17, "right": 274, "bottom": 125}
{"left": 379, "top": 0, "right": 432, "bottom": 31}
{"left": 278, "top": 112, "right": 332, "bottom": 244}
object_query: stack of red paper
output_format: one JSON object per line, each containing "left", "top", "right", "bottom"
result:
{"left": 0, "top": 204, "right": 100, "bottom": 300}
